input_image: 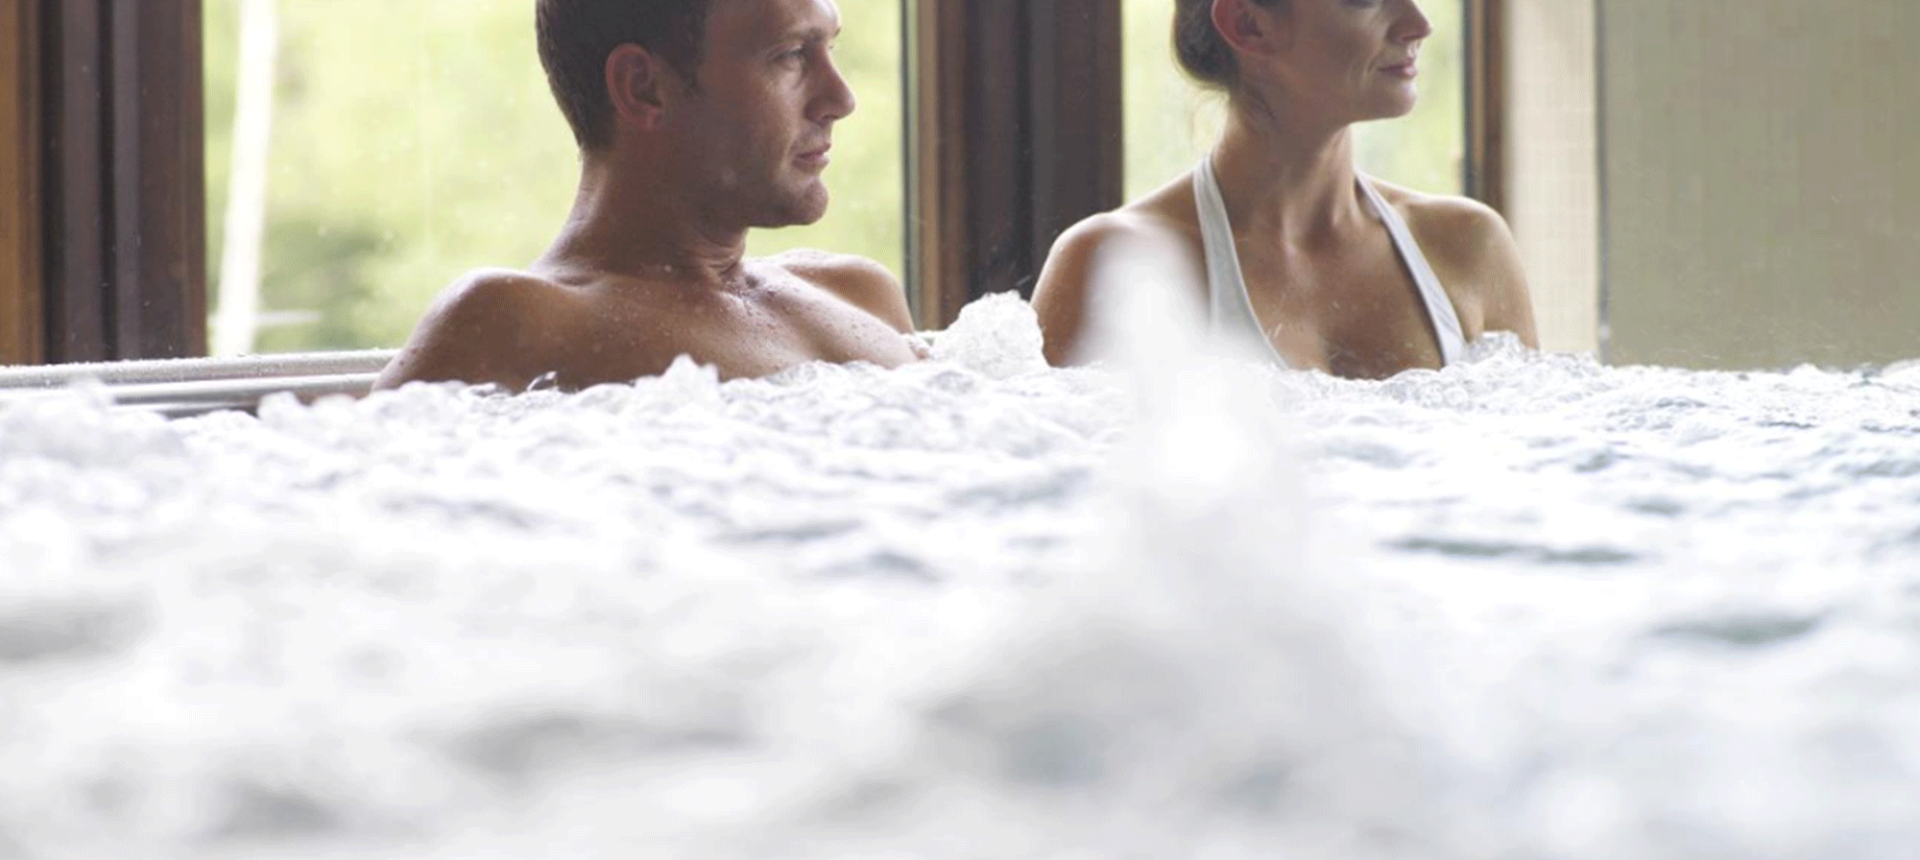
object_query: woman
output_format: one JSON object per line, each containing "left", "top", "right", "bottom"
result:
{"left": 1031, "top": 0, "right": 1538, "bottom": 378}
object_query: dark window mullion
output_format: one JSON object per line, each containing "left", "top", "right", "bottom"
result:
{"left": 36, "top": 0, "right": 204, "bottom": 364}
{"left": 1, "top": 0, "right": 45, "bottom": 364}
{"left": 43, "top": 0, "right": 110, "bottom": 362}
{"left": 906, "top": 0, "right": 1122, "bottom": 330}
{"left": 1465, "top": 0, "right": 1507, "bottom": 211}
{"left": 112, "top": 0, "right": 206, "bottom": 358}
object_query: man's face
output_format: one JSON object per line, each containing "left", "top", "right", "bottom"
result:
{"left": 666, "top": 0, "right": 856, "bottom": 228}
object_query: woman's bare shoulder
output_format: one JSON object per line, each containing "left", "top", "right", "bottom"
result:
{"left": 1370, "top": 181, "right": 1512, "bottom": 245}
{"left": 1126, "top": 170, "right": 1206, "bottom": 231}
{"left": 1051, "top": 181, "right": 1201, "bottom": 262}
{"left": 1370, "top": 181, "right": 1539, "bottom": 346}
{"left": 1367, "top": 181, "right": 1520, "bottom": 282}
{"left": 1043, "top": 205, "right": 1205, "bottom": 301}
{"left": 1032, "top": 174, "right": 1207, "bottom": 364}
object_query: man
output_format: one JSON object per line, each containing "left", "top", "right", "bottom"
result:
{"left": 374, "top": 0, "right": 922, "bottom": 392}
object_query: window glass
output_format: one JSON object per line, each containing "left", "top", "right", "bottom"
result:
{"left": 1122, "top": 0, "right": 1467, "bottom": 201}
{"left": 203, "top": 0, "right": 904, "bottom": 355}
{"left": 738, "top": 0, "right": 904, "bottom": 273}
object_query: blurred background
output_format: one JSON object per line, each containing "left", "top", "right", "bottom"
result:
{"left": 5, "top": 0, "right": 1917, "bottom": 369}
{"left": 197, "top": 0, "right": 1464, "bottom": 354}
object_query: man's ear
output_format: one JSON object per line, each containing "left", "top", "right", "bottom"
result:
{"left": 1211, "top": 0, "right": 1293, "bottom": 59}
{"left": 606, "top": 44, "right": 672, "bottom": 131}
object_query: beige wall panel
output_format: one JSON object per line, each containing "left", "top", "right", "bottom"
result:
{"left": 1600, "top": 1, "right": 1920, "bottom": 368}
{"left": 1502, "top": 0, "right": 1600, "bottom": 357}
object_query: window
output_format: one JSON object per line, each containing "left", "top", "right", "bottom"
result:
{"left": 1, "top": 0, "right": 37, "bottom": 365}
{"left": 11, "top": 0, "right": 1500, "bottom": 364}
{"left": 742, "top": 0, "right": 904, "bottom": 279}
{"left": 1122, "top": 0, "right": 1468, "bottom": 200}
{"left": 201, "top": 0, "right": 903, "bottom": 355}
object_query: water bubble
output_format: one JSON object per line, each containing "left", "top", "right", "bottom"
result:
{"left": 526, "top": 371, "right": 562, "bottom": 393}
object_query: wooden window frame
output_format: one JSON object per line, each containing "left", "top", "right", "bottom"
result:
{"left": 905, "top": 0, "right": 1124, "bottom": 329}
{"left": 3, "top": 0, "right": 1501, "bottom": 362}
{"left": 909, "top": 0, "right": 1506, "bottom": 329}
{"left": 1465, "top": 0, "right": 1507, "bottom": 213}
{"left": 6, "top": 0, "right": 205, "bottom": 366}
{"left": 1, "top": 0, "right": 42, "bottom": 365}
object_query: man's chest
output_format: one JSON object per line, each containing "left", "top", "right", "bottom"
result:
{"left": 574, "top": 289, "right": 914, "bottom": 384}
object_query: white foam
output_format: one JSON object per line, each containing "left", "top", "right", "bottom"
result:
{"left": 1, "top": 293, "right": 1919, "bottom": 858}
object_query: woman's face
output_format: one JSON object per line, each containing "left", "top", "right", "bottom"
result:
{"left": 1260, "top": 0, "right": 1433, "bottom": 124}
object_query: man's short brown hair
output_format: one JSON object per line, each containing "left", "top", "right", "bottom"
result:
{"left": 536, "top": 0, "right": 714, "bottom": 152}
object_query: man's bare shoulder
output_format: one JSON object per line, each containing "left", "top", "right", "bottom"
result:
{"left": 373, "top": 268, "right": 572, "bottom": 392}
{"left": 445, "top": 267, "right": 566, "bottom": 306}
{"left": 768, "top": 249, "right": 914, "bottom": 333}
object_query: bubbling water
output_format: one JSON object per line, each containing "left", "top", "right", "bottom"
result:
{"left": 2, "top": 292, "right": 1919, "bottom": 859}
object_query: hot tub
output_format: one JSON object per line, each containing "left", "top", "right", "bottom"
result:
{"left": 1, "top": 294, "right": 1918, "bottom": 859}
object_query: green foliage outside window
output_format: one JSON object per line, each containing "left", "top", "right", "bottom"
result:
{"left": 204, "top": 0, "right": 903, "bottom": 353}
{"left": 1123, "top": 0, "right": 1467, "bottom": 199}
{"left": 205, "top": 0, "right": 1460, "bottom": 354}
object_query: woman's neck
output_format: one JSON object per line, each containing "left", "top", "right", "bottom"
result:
{"left": 1207, "top": 101, "right": 1370, "bottom": 246}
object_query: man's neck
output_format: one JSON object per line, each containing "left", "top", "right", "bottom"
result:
{"left": 538, "top": 157, "right": 752, "bottom": 288}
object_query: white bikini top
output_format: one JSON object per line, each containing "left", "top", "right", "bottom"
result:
{"left": 1192, "top": 156, "right": 1468, "bottom": 369}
